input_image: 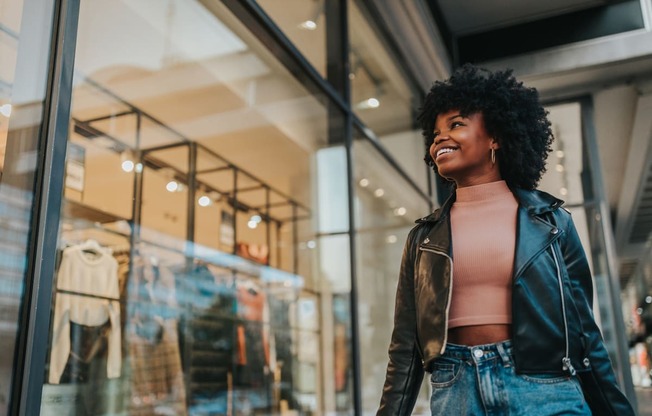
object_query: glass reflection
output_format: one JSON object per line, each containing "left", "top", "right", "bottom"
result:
{"left": 352, "top": 136, "right": 431, "bottom": 414}
{"left": 42, "top": 0, "right": 338, "bottom": 415}
{"left": 0, "top": 0, "right": 55, "bottom": 413}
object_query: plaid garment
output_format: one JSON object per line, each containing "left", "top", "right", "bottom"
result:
{"left": 127, "top": 321, "right": 187, "bottom": 416}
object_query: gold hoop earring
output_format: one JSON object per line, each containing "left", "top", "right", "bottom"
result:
{"left": 491, "top": 148, "right": 496, "bottom": 165}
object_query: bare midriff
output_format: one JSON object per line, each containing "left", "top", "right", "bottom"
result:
{"left": 448, "top": 324, "right": 511, "bottom": 346}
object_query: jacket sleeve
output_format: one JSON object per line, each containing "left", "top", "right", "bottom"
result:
{"left": 561, "top": 212, "right": 635, "bottom": 416}
{"left": 377, "top": 227, "right": 425, "bottom": 416}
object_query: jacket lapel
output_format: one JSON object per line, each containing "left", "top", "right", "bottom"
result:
{"left": 512, "top": 189, "right": 564, "bottom": 279}
{"left": 513, "top": 206, "right": 560, "bottom": 279}
{"left": 419, "top": 192, "right": 455, "bottom": 255}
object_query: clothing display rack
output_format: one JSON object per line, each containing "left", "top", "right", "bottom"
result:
{"left": 51, "top": 76, "right": 314, "bottom": 414}
{"left": 72, "top": 76, "right": 310, "bottom": 273}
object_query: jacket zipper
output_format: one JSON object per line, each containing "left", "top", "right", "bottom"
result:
{"left": 551, "top": 245, "right": 576, "bottom": 376}
{"left": 419, "top": 245, "right": 453, "bottom": 355}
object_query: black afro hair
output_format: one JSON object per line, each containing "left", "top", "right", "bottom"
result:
{"left": 418, "top": 64, "right": 554, "bottom": 190}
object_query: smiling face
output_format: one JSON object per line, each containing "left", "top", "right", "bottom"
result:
{"left": 429, "top": 110, "right": 502, "bottom": 188}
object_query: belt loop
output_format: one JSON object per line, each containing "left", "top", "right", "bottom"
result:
{"left": 496, "top": 341, "right": 510, "bottom": 366}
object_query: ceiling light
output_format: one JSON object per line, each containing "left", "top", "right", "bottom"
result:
{"left": 559, "top": 187, "right": 568, "bottom": 196}
{"left": 120, "top": 150, "right": 135, "bottom": 172}
{"left": 646, "top": 296, "right": 652, "bottom": 304}
{"left": 358, "top": 98, "right": 379, "bottom": 109}
{"left": 556, "top": 150, "right": 565, "bottom": 158}
{"left": 374, "top": 188, "right": 385, "bottom": 197}
{"left": 299, "top": 20, "right": 317, "bottom": 30}
{"left": 555, "top": 164, "right": 564, "bottom": 173}
{"left": 121, "top": 160, "right": 134, "bottom": 173}
{"left": 247, "top": 220, "right": 258, "bottom": 229}
{"left": 393, "top": 207, "right": 407, "bottom": 216}
{"left": 135, "top": 163, "right": 143, "bottom": 173}
{"left": 307, "top": 240, "right": 316, "bottom": 249}
{"left": 366, "top": 98, "right": 380, "bottom": 108}
{"left": 166, "top": 180, "right": 179, "bottom": 192}
{"left": 250, "top": 214, "right": 262, "bottom": 223}
{"left": 355, "top": 98, "right": 381, "bottom": 110}
{"left": 198, "top": 195, "right": 212, "bottom": 207}
{"left": 386, "top": 235, "right": 398, "bottom": 244}
{"left": 0, "top": 104, "right": 12, "bottom": 117}
{"left": 359, "top": 178, "right": 369, "bottom": 187}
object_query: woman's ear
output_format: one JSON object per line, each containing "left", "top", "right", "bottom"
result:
{"left": 491, "top": 138, "right": 500, "bottom": 149}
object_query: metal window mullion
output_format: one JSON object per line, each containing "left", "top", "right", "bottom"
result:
{"left": 13, "top": 0, "right": 80, "bottom": 414}
{"left": 580, "top": 97, "right": 638, "bottom": 408}
{"left": 325, "top": 0, "right": 363, "bottom": 414}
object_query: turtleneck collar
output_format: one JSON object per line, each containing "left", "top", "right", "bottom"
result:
{"left": 455, "top": 180, "right": 511, "bottom": 203}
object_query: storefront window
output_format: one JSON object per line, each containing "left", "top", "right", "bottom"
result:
{"left": 623, "top": 240, "right": 652, "bottom": 388}
{"left": 348, "top": 2, "right": 428, "bottom": 194}
{"left": 540, "top": 102, "right": 629, "bottom": 380}
{"left": 352, "top": 135, "right": 431, "bottom": 414}
{"left": 256, "top": 0, "right": 326, "bottom": 77}
{"left": 40, "top": 1, "right": 341, "bottom": 414}
{"left": 0, "top": 0, "right": 55, "bottom": 412}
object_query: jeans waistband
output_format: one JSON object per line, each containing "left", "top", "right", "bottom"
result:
{"left": 441, "top": 339, "right": 513, "bottom": 366}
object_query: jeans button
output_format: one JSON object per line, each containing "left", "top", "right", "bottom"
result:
{"left": 473, "top": 349, "right": 484, "bottom": 358}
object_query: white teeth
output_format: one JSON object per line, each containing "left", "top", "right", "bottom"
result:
{"left": 436, "top": 148, "right": 456, "bottom": 158}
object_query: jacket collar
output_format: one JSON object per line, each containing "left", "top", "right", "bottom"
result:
{"left": 511, "top": 188, "right": 565, "bottom": 216}
{"left": 416, "top": 187, "right": 565, "bottom": 224}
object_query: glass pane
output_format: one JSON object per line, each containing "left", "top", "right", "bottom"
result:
{"left": 352, "top": 135, "right": 431, "bottom": 414}
{"left": 42, "top": 1, "right": 345, "bottom": 415}
{"left": 256, "top": 0, "right": 326, "bottom": 77}
{"left": 542, "top": 102, "right": 629, "bottom": 386}
{"left": 539, "top": 102, "right": 585, "bottom": 205}
{"left": 0, "top": 0, "right": 55, "bottom": 411}
{"left": 622, "top": 236, "right": 652, "bottom": 388}
{"left": 315, "top": 141, "right": 353, "bottom": 413}
{"left": 348, "top": 1, "right": 428, "bottom": 194}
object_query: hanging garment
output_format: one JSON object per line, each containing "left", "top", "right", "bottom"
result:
{"left": 49, "top": 244, "right": 121, "bottom": 384}
{"left": 175, "top": 263, "right": 236, "bottom": 414}
{"left": 235, "top": 279, "right": 269, "bottom": 373}
{"left": 127, "top": 255, "right": 187, "bottom": 415}
{"left": 128, "top": 320, "right": 187, "bottom": 416}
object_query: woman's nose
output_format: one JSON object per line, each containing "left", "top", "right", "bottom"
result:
{"left": 434, "top": 134, "right": 449, "bottom": 145}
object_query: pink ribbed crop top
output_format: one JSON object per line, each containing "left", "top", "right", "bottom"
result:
{"left": 448, "top": 180, "right": 518, "bottom": 329}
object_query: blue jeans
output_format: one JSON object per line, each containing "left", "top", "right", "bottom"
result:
{"left": 429, "top": 340, "right": 592, "bottom": 415}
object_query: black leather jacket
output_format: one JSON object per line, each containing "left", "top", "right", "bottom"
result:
{"left": 378, "top": 188, "right": 634, "bottom": 416}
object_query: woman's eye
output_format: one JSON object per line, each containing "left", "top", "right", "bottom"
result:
{"left": 451, "top": 121, "right": 463, "bottom": 128}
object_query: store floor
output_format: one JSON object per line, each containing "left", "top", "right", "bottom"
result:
{"left": 637, "top": 387, "right": 652, "bottom": 415}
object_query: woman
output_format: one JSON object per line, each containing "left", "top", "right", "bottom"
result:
{"left": 377, "top": 65, "right": 634, "bottom": 416}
